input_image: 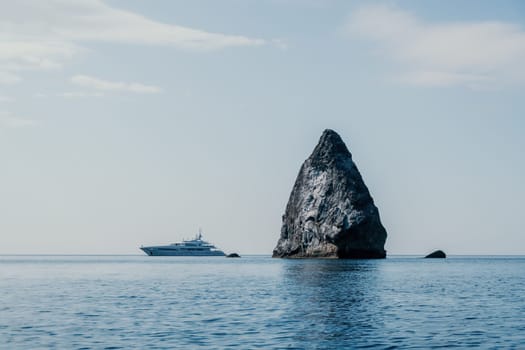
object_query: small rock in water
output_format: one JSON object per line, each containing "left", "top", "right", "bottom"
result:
{"left": 424, "top": 250, "right": 446, "bottom": 258}
{"left": 226, "top": 253, "right": 241, "bottom": 258}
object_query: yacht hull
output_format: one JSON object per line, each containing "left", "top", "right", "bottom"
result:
{"left": 140, "top": 247, "right": 226, "bottom": 256}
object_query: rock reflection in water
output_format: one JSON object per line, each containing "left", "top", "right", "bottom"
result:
{"left": 277, "top": 259, "right": 385, "bottom": 348}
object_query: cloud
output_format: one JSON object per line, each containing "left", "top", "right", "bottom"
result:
{"left": 0, "top": 111, "right": 38, "bottom": 128}
{"left": 0, "top": 0, "right": 265, "bottom": 82}
{"left": 0, "top": 71, "right": 22, "bottom": 85}
{"left": 271, "top": 38, "right": 289, "bottom": 50}
{"left": 345, "top": 5, "right": 525, "bottom": 88}
{"left": 396, "top": 71, "right": 491, "bottom": 88}
{"left": 71, "top": 75, "right": 162, "bottom": 94}
{"left": 0, "top": 95, "right": 14, "bottom": 102}
{"left": 58, "top": 91, "right": 104, "bottom": 98}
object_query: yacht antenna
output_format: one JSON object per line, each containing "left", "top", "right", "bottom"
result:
{"left": 198, "top": 227, "right": 202, "bottom": 240}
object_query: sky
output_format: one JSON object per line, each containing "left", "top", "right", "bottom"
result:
{"left": 1, "top": 0, "right": 525, "bottom": 255}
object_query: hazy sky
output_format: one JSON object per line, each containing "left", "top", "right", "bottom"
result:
{"left": 2, "top": 0, "right": 525, "bottom": 255}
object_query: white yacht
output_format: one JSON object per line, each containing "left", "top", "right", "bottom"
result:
{"left": 140, "top": 232, "right": 225, "bottom": 256}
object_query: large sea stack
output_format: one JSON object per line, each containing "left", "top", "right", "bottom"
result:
{"left": 273, "top": 129, "right": 387, "bottom": 259}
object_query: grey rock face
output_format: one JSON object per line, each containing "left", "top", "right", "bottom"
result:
{"left": 273, "top": 129, "right": 387, "bottom": 259}
{"left": 424, "top": 250, "right": 446, "bottom": 258}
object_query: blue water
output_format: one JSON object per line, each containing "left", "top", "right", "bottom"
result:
{"left": 1, "top": 256, "right": 525, "bottom": 349}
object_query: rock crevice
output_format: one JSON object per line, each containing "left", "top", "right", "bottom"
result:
{"left": 273, "top": 129, "right": 387, "bottom": 259}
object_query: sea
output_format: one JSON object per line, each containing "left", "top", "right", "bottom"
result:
{"left": 1, "top": 255, "right": 524, "bottom": 349}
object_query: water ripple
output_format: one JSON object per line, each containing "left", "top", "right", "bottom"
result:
{"left": 1, "top": 256, "right": 525, "bottom": 348}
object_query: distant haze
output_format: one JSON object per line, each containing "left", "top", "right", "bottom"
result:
{"left": 1, "top": 0, "right": 525, "bottom": 255}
